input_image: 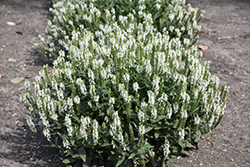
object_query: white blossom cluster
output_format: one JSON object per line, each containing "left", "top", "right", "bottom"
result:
{"left": 39, "top": 0, "right": 204, "bottom": 59}
{"left": 21, "top": 0, "right": 228, "bottom": 164}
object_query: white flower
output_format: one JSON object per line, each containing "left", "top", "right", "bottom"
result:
{"left": 136, "top": 65, "right": 143, "bottom": 73}
{"left": 138, "top": 110, "right": 145, "bottom": 123}
{"left": 88, "top": 68, "right": 95, "bottom": 82}
{"left": 163, "top": 139, "right": 170, "bottom": 157}
{"left": 88, "top": 101, "right": 92, "bottom": 108}
{"left": 65, "top": 114, "right": 73, "bottom": 136}
{"left": 101, "top": 68, "right": 107, "bottom": 79}
{"left": 112, "top": 111, "right": 121, "bottom": 129}
{"left": 139, "top": 124, "right": 145, "bottom": 136}
{"left": 111, "top": 74, "right": 116, "bottom": 84}
{"left": 169, "top": 13, "right": 175, "bottom": 21}
{"left": 147, "top": 91, "right": 155, "bottom": 106}
{"left": 181, "top": 109, "right": 188, "bottom": 119}
{"left": 93, "top": 95, "right": 99, "bottom": 102}
{"left": 151, "top": 106, "right": 157, "bottom": 119}
{"left": 123, "top": 73, "right": 130, "bottom": 82}
{"left": 133, "top": 82, "right": 139, "bottom": 92}
{"left": 27, "top": 116, "right": 37, "bottom": 132}
{"left": 194, "top": 115, "right": 200, "bottom": 125}
{"left": 58, "top": 89, "right": 64, "bottom": 101}
{"left": 59, "top": 83, "right": 65, "bottom": 90}
{"left": 184, "top": 38, "right": 190, "bottom": 45}
{"left": 156, "top": 4, "right": 161, "bottom": 10}
{"left": 74, "top": 96, "right": 80, "bottom": 104}
{"left": 63, "top": 139, "right": 70, "bottom": 149}
{"left": 169, "top": 26, "right": 175, "bottom": 32}
{"left": 118, "top": 131, "right": 124, "bottom": 143}
{"left": 178, "top": 129, "right": 185, "bottom": 140}
{"left": 166, "top": 106, "right": 172, "bottom": 119}
{"left": 208, "top": 115, "right": 214, "bottom": 127}
{"left": 24, "top": 80, "right": 30, "bottom": 90}
{"left": 140, "top": 101, "right": 148, "bottom": 111}
{"left": 92, "top": 120, "right": 99, "bottom": 144}
{"left": 159, "top": 92, "right": 168, "bottom": 103}
{"left": 149, "top": 149, "right": 155, "bottom": 157}
{"left": 43, "top": 128, "right": 50, "bottom": 139}
{"left": 80, "top": 116, "right": 90, "bottom": 140}
{"left": 173, "top": 103, "right": 179, "bottom": 113}
{"left": 109, "top": 97, "right": 115, "bottom": 105}
{"left": 65, "top": 68, "right": 72, "bottom": 79}
{"left": 89, "top": 85, "right": 96, "bottom": 97}
{"left": 67, "top": 98, "right": 73, "bottom": 108}
{"left": 118, "top": 83, "right": 125, "bottom": 93}
{"left": 145, "top": 60, "right": 152, "bottom": 75}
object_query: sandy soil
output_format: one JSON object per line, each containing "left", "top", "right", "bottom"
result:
{"left": 0, "top": 0, "right": 249, "bottom": 166}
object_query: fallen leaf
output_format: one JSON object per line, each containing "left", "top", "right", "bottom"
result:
{"left": 224, "top": 69, "right": 229, "bottom": 72}
{"left": 6, "top": 22, "right": 16, "bottom": 26}
{"left": 0, "top": 74, "right": 5, "bottom": 78}
{"left": 14, "top": 31, "right": 23, "bottom": 35}
{"left": 224, "top": 140, "right": 232, "bottom": 144}
{"left": 218, "top": 36, "right": 239, "bottom": 40}
{"left": 10, "top": 77, "right": 24, "bottom": 84}
{"left": 198, "top": 45, "right": 208, "bottom": 50}
{"left": 8, "top": 58, "right": 17, "bottom": 63}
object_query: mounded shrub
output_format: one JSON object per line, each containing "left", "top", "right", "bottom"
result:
{"left": 22, "top": 10, "right": 228, "bottom": 166}
{"left": 38, "top": 0, "right": 204, "bottom": 59}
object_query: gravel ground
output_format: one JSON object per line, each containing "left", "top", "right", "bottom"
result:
{"left": 0, "top": 0, "right": 249, "bottom": 166}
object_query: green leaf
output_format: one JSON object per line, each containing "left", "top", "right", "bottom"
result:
{"left": 63, "top": 157, "right": 77, "bottom": 164}
{"left": 173, "top": 119, "right": 179, "bottom": 128}
{"left": 78, "top": 147, "right": 86, "bottom": 162}
{"left": 154, "top": 132, "right": 159, "bottom": 139}
{"left": 43, "top": 144, "right": 54, "bottom": 148}
{"left": 186, "top": 141, "right": 195, "bottom": 149}
{"left": 128, "top": 152, "right": 137, "bottom": 159}
{"left": 99, "top": 142, "right": 111, "bottom": 147}
{"left": 137, "top": 144, "right": 153, "bottom": 155}
{"left": 145, "top": 126, "right": 153, "bottom": 133}
{"left": 195, "top": 130, "right": 202, "bottom": 142}
{"left": 72, "top": 154, "right": 80, "bottom": 158}
{"left": 178, "top": 140, "right": 185, "bottom": 148}
{"left": 116, "top": 156, "right": 125, "bottom": 167}
{"left": 155, "top": 115, "right": 166, "bottom": 122}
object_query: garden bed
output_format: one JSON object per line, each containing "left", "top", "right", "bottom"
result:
{"left": 0, "top": 0, "right": 249, "bottom": 166}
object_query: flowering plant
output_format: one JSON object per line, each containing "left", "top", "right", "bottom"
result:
{"left": 38, "top": 0, "right": 204, "bottom": 59}
{"left": 22, "top": 9, "right": 227, "bottom": 166}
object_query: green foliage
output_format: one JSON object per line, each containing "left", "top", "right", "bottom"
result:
{"left": 22, "top": 0, "right": 228, "bottom": 166}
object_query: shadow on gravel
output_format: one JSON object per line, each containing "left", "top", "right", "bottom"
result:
{"left": 29, "top": 48, "right": 54, "bottom": 67}
{"left": 0, "top": 118, "right": 63, "bottom": 167}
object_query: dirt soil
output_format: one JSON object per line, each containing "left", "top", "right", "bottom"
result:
{"left": 0, "top": 0, "right": 249, "bottom": 167}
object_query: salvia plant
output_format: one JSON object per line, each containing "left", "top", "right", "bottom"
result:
{"left": 22, "top": 7, "right": 228, "bottom": 166}
{"left": 38, "top": 0, "right": 204, "bottom": 59}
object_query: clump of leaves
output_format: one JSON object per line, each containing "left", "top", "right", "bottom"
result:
{"left": 22, "top": 10, "right": 227, "bottom": 166}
